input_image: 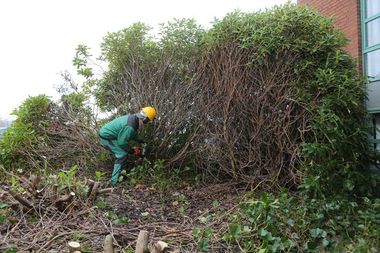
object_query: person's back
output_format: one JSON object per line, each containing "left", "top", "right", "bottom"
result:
{"left": 99, "top": 115, "right": 141, "bottom": 151}
{"left": 99, "top": 115, "right": 129, "bottom": 140}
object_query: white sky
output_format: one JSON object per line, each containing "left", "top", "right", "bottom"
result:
{"left": 0, "top": 0, "right": 292, "bottom": 119}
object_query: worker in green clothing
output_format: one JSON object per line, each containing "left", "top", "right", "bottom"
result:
{"left": 98, "top": 106, "right": 157, "bottom": 186}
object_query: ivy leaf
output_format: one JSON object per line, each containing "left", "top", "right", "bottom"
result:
{"left": 228, "top": 223, "right": 241, "bottom": 240}
{"left": 0, "top": 203, "right": 8, "bottom": 209}
{"left": 310, "top": 228, "right": 324, "bottom": 238}
{"left": 114, "top": 216, "right": 129, "bottom": 224}
{"left": 259, "top": 228, "right": 269, "bottom": 237}
{"left": 287, "top": 218, "right": 294, "bottom": 226}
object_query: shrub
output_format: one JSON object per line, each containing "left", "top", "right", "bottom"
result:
{"left": 190, "top": 4, "right": 372, "bottom": 194}
{"left": 0, "top": 95, "right": 51, "bottom": 169}
{"left": 78, "top": 4, "right": 374, "bottom": 195}
{"left": 220, "top": 192, "right": 380, "bottom": 252}
{"left": 0, "top": 91, "right": 102, "bottom": 172}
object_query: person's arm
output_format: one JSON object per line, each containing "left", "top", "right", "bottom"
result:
{"left": 134, "top": 132, "right": 144, "bottom": 144}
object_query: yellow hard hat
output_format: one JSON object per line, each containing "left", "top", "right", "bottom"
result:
{"left": 141, "top": 106, "right": 157, "bottom": 121}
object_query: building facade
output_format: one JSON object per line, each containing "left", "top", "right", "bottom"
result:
{"left": 298, "top": 0, "right": 380, "bottom": 149}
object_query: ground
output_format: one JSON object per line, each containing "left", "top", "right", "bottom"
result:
{"left": 1, "top": 180, "right": 248, "bottom": 252}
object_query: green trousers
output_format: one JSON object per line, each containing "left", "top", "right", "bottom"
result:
{"left": 100, "top": 138, "right": 128, "bottom": 186}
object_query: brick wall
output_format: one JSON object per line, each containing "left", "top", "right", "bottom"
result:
{"left": 298, "top": 0, "right": 362, "bottom": 68}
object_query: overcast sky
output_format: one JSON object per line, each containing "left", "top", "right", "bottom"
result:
{"left": 0, "top": 0, "right": 292, "bottom": 119}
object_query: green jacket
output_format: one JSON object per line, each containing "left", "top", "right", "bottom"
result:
{"left": 99, "top": 115, "right": 142, "bottom": 152}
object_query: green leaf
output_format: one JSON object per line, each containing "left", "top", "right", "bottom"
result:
{"left": 310, "top": 228, "right": 324, "bottom": 238}
{"left": 0, "top": 202, "right": 9, "bottom": 209}
{"left": 287, "top": 218, "right": 294, "bottom": 226}
{"left": 212, "top": 200, "right": 220, "bottom": 206}
{"left": 259, "top": 228, "right": 269, "bottom": 237}
{"left": 114, "top": 216, "right": 129, "bottom": 224}
{"left": 0, "top": 215, "right": 6, "bottom": 224}
{"left": 228, "top": 223, "right": 241, "bottom": 239}
{"left": 198, "top": 239, "right": 209, "bottom": 252}
{"left": 5, "top": 248, "right": 17, "bottom": 253}
{"left": 192, "top": 228, "right": 201, "bottom": 239}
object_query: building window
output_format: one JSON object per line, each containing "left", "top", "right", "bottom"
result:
{"left": 372, "top": 114, "right": 380, "bottom": 151}
{"left": 366, "top": 49, "right": 380, "bottom": 78}
{"left": 366, "top": 0, "right": 380, "bottom": 17}
{"left": 366, "top": 18, "right": 380, "bottom": 47}
{"left": 362, "top": 0, "right": 380, "bottom": 81}
{"left": 362, "top": 1, "right": 380, "bottom": 154}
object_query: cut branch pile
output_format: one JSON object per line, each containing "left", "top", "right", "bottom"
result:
{"left": 1, "top": 175, "right": 244, "bottom": 252}
{"left": 2, "top": 174, "right": 113, "bottom": 213}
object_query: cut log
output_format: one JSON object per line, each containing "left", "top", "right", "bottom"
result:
{"left": 68, "top": 241, "right": 81, "bottom": 253}
{"left": 87, "top": 179, "right": 95, "bottom": 198}
{"left": 36, "top": 188, "right": 44, "bottom": 197}
{"left": 19, "top": 176, "right": 34, "bottom": 194}
{"left": 55, "top": 192, "right": 75, "bottom": 203}
{"left": 135, "top": 230, "right": 149, "bottom": 253}
{"left": 151, "top": 241, "right": 169, "bottom": 253}
{"left": 87, "top": 181, "right": 100, "bottom": 205}
{"left": 9, "top": 191, "right": 33, "bottom": 208}
{"left": 103, "top": 234, "right": 114, "bottom": 253}
{"left": 30, "top": 175, "right": 41, "bottom": 192}
{"left": 98, "top": 188, "right": 114, "bottom": 194}
{"left": 9, "top": 202, "right": 20, "bottom": 211}
{"left": 51, "top": 184, "right": 58, "bottom": 203}
{"left": 55, "top": 192, "right": 75, "bottom": 211}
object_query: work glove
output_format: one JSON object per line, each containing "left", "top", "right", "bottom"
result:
{"left": 132, "top": 146, "right": 146, "bottom": 156}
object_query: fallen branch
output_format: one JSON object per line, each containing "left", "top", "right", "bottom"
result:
{"left": 36, "top": 231, "right": 78, "bottom": 253}
{"left": 87, "top": 181, "right": 100, "bottom": 205}
{"left": 55, "top": 192, "right": 75, "bottom": 204}
{"left": 87, "top": 179, "right": 95, "bottom": 198}
{"left": 55, "top": 192, "right": 75, "bottom": 211}
{"left": 98, "top": 188, "right": 114, "bottom": 195}
{"left": 30, "top": 175, "right": 41, "bottom": 192}
{"left": 9, "top": 190, "right": 33, "bottom": 209}
{"left": 51, "top": 184, "right": 58, "bottom": 203}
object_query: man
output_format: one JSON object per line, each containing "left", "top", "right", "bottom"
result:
{"left": 98, "top": 106, "right": 157, "bottom": 186}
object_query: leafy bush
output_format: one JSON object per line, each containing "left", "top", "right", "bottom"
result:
{"left": 74, "top": 4, "right": 374, "bottom": 195}
{"left": 0, "top": 91, "right": 101, "bottom": 172}
{"left": 220, "top": 192, "right": 380, "bottom": 252}
{"left": 80, "top": 19, "right": 205, "bottom": 165}
{"left": 190, "top": 4, "right": 373, "bottom": 195}
{"left": 0, "top": 95, "right": 51, "bottom": 169}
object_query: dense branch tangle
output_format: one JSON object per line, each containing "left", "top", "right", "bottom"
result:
{"left": 191, "top": 41, "right": 307, "bottom": 188}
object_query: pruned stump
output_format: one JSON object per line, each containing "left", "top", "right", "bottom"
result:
{"left": 104, "top": 234, "right": 114, "bottom": 253}
{"left": 68, "top": 241, "right": 81, "bottom": 252}
{"left": 135, "top": 230, "right": 149, "bottom": 253}
{"left": 152, "top": 241, "right": 169, "bottom": 253}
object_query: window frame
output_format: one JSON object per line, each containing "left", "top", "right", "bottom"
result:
{"left": 361, "top": 0, "right": 380, "bottom": 82}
